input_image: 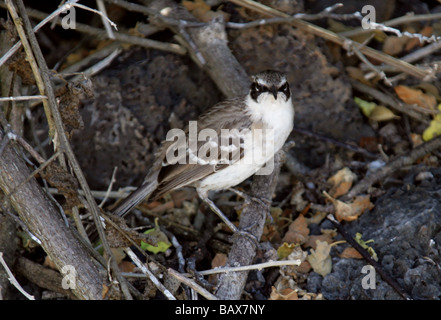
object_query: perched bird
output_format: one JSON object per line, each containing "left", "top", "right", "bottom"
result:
{"left": 112, "top": 70, "right": 294, "bottom": 235}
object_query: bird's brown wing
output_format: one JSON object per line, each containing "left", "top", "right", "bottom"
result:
{"left": 150, "top": 97, "right": 252, "bottom": 200}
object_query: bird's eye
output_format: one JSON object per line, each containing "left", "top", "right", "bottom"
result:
{"left": 250, "top": 83, "right": 267, "bottom": 101}
{"left": 279, "top": 83, "right": 290, "bottom": 99}
{"left": 251, "top": 83, "right": 264, "bottom": 92}
{"left": 279, "top": 83, "right": 289, "bottom": 94}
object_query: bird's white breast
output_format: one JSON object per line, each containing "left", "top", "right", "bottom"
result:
{"left": 197, "top": 94, "right": 294, "bottom": 194}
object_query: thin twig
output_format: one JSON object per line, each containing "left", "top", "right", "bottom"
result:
{"left": 5, "top": 0, "right": 56, "bottom": 136}
{"left": 66, "top": 2, "right": 119, "bottom": 31}
{"left": 196, "top": 259, "right": 302, "bottom": 276}
{"left": 227, "top": 3, "right": 362, "bottom": 29}
{"left": 0, "top": 252, "right": 35, "bottom": 300}
{"left": 0, "top": 95, "right": 47, "bottom": 102}
{"left": 326, "top": 214, "right": 411, "bottom": 300}
{"left": 99, "top": 167, "right": 118, "bottom": 208}
{"left": 229, "top": 0, "right": 432, "bottom": 81}
{"left": 0, "top": 0, "right": 81, "bottom": 68}
{"left": 96, "top": 0, "right": 116, "bottom": 38}
{"left": 21, "top": 6, "right": 186, "bottom": 55}
{"left": 350, "top": 80, "right": 430, "bottom": 124}
{"left": 168, "top": 268, "right": 218, "bottom": 300}
{"left": 339, "top": 12, "right": 441, "bottom": 38}
{"left": 125, "top": 248, "right": 176, "bottom": 300}
{"left": 47, "top": 186, "right": 132, "bottom": 199}
{"left": 345, "top": 134, "right": 441, "bottom": 199}
{"left": 70, "top": 48, "right": 122, "bottom": 83}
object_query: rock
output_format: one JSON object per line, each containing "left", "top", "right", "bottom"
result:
{"left": 308, "top": 167, "right": 441, "bottom": 299}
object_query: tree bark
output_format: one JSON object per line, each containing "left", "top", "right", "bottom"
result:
{"left": 0, "top": 130, "right": 104, "bottom": 300}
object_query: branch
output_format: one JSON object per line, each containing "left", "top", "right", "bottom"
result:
{"left": 168, "top": 268, "right": 218, "bottom": 300}
{"left": 0, "top": 252, "right": 35, "bottom": 300}
{"left": 229, "top": 0, "right": 433, "bottom": 81}
{"left": 345, "top": 134, "right": 441, "bottom": 199}
{"left": 124, "top": 248, "right": 176, "bottom": 300}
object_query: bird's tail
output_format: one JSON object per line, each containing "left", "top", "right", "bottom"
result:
{"left": 112, "top": 179, "right": 158, "bottom": 217}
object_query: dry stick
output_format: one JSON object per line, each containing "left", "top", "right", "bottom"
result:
{"left": 10, "top": 0, "right": 131, "bottom": 300}
{"left": 168, "top": 268, "right": 218, "bottom": 300}
{"left": 326, "top": 214, "right": 411, "bottom": 300}
{"left": 21, "top": 6, "right": 186, "bottom": 55}
{"left": 124, "top": 248, "right": 176, "bottom": 300}
{"left": 0, "top": 252, "right": 35, "bottom": 300}
{"left": 4, "top": 2, "right": 55, "bottom": 138}
{"left": 229, "top": 0, "right": 432, "bottom": 81}
{"left": 197, "top": 259, "right": 302, "bottom": 276}
{"left": 350, "top": 80, "right": 430, "bottom": 124}
{"left": 345, "top": 134, "right": 441, "bottom": 200}
{"left": 0, "top": 95, "right": 47, "bottom": 102}
{"left": 0, "top": 0, "right": 86, "bottom": 68}
{"left": 339, "top": 12, "right": 441, "bottom": 38}
{"left": 96, "top": 0, "right": 115, "bottom": 39}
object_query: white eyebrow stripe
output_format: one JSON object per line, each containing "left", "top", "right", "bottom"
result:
{"left": 256, "top": 78, "right": 287, "bottom": 87}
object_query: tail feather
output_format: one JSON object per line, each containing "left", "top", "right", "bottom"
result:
{"left": 112, "top": 180, "right": 158, "bottom": 217}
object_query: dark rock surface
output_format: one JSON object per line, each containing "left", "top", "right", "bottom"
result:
{"left": 308, "top": 167, "right": 441, "bottom": 300}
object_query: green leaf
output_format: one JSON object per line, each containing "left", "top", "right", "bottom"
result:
{"left": 140, "top": 218, "right": 171, "bottom": 254}
{"left": 277, "top": 242, "right": 297, "bottom": 259}
{"left": 354, "top": 97, "right": 376, "bottom": 117}
{"left": 423, "top": 105, "right": 441, "bottom": 141}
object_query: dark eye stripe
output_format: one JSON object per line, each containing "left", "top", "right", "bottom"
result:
{"left": 279, "top": 83, "right": 288, "bottom": 92}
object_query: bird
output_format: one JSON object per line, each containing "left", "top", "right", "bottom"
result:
{"left": 111, "top": 70, "right": 294, "bottom": 236}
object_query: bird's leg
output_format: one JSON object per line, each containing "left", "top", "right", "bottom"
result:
{"left": 227, "top": 187, "right": 274, "bottom": 224}
{"left": 227, "top": 188, "right": 272, "bottom": 209}
{"left": 197, "top": 189, "right": 258, "bottom": 246}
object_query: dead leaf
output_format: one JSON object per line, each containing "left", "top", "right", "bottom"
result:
{"left": 368, "top": 105, "right": 400, "bottom": 122}
{"left": 327, "top": 167, "right": 357, "bottom": 198}
{"left": 405, "top": 26, "right": 433, "bottom": 51}
{"left": 118, "top": 261, "right": 136, "bottom": 272}
{"left": 354, "top": 97, "right": 399, "bottom": 122}
{"left": 306, "top": 240, "right": 332, "bottom": 277}
{"left": 269, "top": 287, "right": 298, "bottom": 300}
{"left": 383, "top": 35, "right": 409, "bottom": 56}
{"left": 346, "top": 66, "right": 370, "bottom": 85}
{"left": 340, "top": 247, "right": 363, "bottom": 259}
{"left": 395, "top": 85, "right": 437, "bottom": 110}
{"left": 182, "top": 0, "right": 227, "bottom": 22}
{"left": 211, "top": 253, "right": 227, "bottom": 269}
{"left": 323, "top": 191, "right": 374, "bottom": 222}
{"left": 410, "top": 133, "right": 423, "bottom": 147}
{"left": 282, "top": 215, "right": 310, "bottom": 244}
{"left": 304, "top": 234, "right": 333, "bottom": 250}
{"left": 415, "top": 82, "right": 441, "bottom": 100}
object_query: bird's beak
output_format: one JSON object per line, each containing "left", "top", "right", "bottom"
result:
{"left": 270, "top": 87, "right": 278, "bottom": 100}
